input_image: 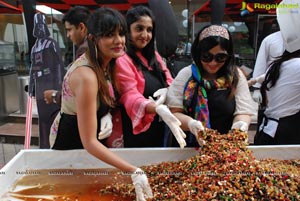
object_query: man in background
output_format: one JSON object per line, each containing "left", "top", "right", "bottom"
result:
{"left": 44, "top": 6, "right": 90, "bottom": 105}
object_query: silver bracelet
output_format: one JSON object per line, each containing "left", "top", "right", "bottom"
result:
{"left": 52, "top": 90, "right": 58, "bottom": 103}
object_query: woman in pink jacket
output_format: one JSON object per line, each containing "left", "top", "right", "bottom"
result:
{"left": 114, "top": 6, "right": 185, "bottom": 148}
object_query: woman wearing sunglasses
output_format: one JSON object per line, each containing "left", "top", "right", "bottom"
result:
{"left": 166, "top": 25, "right": 255, "bottom": 147}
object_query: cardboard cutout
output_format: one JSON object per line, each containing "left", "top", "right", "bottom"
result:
{"left": 28, "top": 13, "right": 66, "bottom": 148}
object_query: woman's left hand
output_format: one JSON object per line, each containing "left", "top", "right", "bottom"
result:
{"left": 231, "top": 121, "right": 248, "bottom": 132}
{"left": 155, "top": 105, "right": 186, "bottom": 148}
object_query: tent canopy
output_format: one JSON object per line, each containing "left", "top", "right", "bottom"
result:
{"left": 32, "top": 0, "right": 148, "bottom": 14}
{"left": 0, "top": 0, "right": 21, "bottom": 14}
{"left": 0, "top": 0, "right": 149, "bottom": 14}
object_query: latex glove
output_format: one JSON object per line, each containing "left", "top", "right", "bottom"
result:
{"left": 153, "top": 88, "right": 168, "bottom": 105}
{"left": 98, "top": 113, "right": 112, "bottom": 140}
{"left": 155, "top": 105, "right": 186, "bottom": 148}
{"left": 252, "top": 90, "right": 262, "bottom": 103}
{"left": 188, "top": 119, "right": 205, "bottom": 146}
{"left": 231, "top": 120, "right": 249, "bottom": 132}
{"left": 131, "top": 168, "right": 153, "bottom": 201}
{"left": 255, "top": 74, "right": 265, "bottom": 84}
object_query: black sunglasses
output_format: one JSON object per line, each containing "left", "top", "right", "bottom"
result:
{"left": 200, "top": 52, "right": 229, "bottom": 63}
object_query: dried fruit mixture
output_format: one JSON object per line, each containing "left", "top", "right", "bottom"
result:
{"left": 100, "top": 129, "right": 300, "bottom": 200}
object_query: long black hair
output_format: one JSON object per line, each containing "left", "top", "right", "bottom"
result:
{"left": 86, "top": 7, "right": 127, "bottom": 107}
{"left": 125, "top": 5, "right": 166, "bottom": 85}
{"left": 261, "top": 49, "right": 300, "bottom": 107}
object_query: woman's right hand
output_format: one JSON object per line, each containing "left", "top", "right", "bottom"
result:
{"left": 131, "top": 168, "right": 153, "bottom": 201}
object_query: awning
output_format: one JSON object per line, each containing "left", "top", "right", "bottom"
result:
{"left": 34, "top": 0, "right": 149, "bottom": 14}
{"left": 0, "top": 0, "right": 21, "bottom": 14}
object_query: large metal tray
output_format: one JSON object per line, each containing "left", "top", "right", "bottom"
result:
{"left": 0, "top": 146, "right": 300, "bottom": 197}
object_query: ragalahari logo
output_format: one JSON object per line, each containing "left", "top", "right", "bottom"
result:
{"left": 240, "top": 2, "right": 299, "bottom": 16}
{"left": 240, "top": 2, "right": 254, "bottom": 16}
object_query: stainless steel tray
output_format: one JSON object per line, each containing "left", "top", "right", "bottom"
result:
{"left": 1, "top": 146, "right": 300, "bottom": 197}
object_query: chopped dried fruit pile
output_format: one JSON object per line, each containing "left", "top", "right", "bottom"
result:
{"left": 100, "top": 129, "right": 300, "bottom": 200}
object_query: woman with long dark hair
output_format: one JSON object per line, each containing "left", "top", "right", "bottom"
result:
{"left": 254, "top": 49, "right": 300, "bottom": 145}
{"left": 51, "top": 8, "right": 152, "bottom": 200}
{"left": 115, "top": 6, "right": 186, "bottom": 148}
{"left": 254, "top": 1, "right": 300, "bottom": 145}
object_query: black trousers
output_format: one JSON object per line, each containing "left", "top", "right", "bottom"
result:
{"left": 254, "top": 110, "right": 300, "bottom": 145}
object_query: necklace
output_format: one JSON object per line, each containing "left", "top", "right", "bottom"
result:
{"left": 103, "top": 68, "right": 111, "bottom": 82}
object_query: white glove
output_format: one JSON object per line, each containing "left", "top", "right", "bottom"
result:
{"left": 188, "top": 119, "right": 205, "bottom": 146}
{"left": 98, "top": 113, "right": 112, "bottom": 140}
{"left": 255, "top": 74, "right": 265, "bottom": 84}
{"left": 252, "top": 90, "right": 262, "bottom": 103}
{"left": 131, "top": 168, "right": 153, "bottom": 201}
{"left": 231, "top": 120, "right": 249, "bottom": 132}
{"left": 153, "top": 88, "right": 168, "bottom": 105}
{"left": 155, "top": 105, "right": 186, "bottom": 148}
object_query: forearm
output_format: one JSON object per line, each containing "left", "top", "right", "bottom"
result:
{"left": 233, "top": 114, "right": 251, "bottom": 125}
{"left": 84, "top": 139, "right": 137, "bottom": 173}
{"left": 145, "top": 101, "right": 157, "bottom": 114}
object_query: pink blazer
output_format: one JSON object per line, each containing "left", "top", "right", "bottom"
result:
{"left": 114, "top": 51, "right": 173, "bottom": 134}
